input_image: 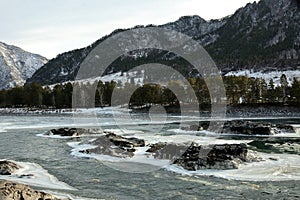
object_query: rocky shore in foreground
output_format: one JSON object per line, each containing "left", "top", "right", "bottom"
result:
{"left": 0, "top": 160, "right": 69, "bottom": 200}
{"left": 0, "top": 180, "right": 67, "bottom": 200}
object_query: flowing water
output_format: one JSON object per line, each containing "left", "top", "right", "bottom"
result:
{"left": 0, "top": 108, "right": 300, "bottom": 199}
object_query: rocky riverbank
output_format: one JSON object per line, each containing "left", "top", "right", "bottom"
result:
{"left": 0, "top": 160, "right": 20, "bottom": 175}
{"left": 0, "top": 160, "right": 69, "bottom": 200}
{"left": 0, "top": 108, "right": 76, "bottom": 115}
{"left": 0, "top": 180, "right": 69, "bottom": 200}
{"left": 1, "top": 106, "right": 300, "bottom": 117}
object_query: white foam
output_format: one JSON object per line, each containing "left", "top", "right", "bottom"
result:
{"left": 292, "top": 124, "right": 300, "bottom": 134}
{"left": 68, "top": 141, "right": 170, "bottom": 168}
{"left": 104, "top": 128, "right": 145, "bottom": 135}
{"left": 0, "top": 160, "right": 76, "bottom": 190}
{"left": 67, "top": 134, "right": 254, "bottom": 173}
{"left": 42, "top": 190, "right": 101, "bottom": 200}
{"left": 131, "top": 132, "right": 253, "bottom": 146}
{"left": 166, "top": 153, "right": 300, "bottom": 181}
{"left": 0, "top": 122, "right": 12, "bottom": 133}
{"left": 37, "top": 133, "right": 79, "bottom": 139}
{"left": 0, "top": 128, "right": 6, "bottom": 133}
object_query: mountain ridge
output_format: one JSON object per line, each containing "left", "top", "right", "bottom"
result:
{"left": 26, "top": 0, "right": 300, "bottom": 85}
{"left": 0, "top": 41, "right": 48, "bottom": 89}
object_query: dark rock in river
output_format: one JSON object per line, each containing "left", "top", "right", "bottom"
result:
{"left": 105, "top": 132, "right": 145, "bottom": 148}
{"left": 248, "top": 137, "right": 300, "bottom": 155}
{"left": 223, "top": 121, "right": 295, "bottom": 135}
{"left": 80, "top": 132, "right": 146, "bottom": 158}
{"left": 146, "top": 142, "right": 188, "bottom": 160}
{"left": 147, "top": 143, "right": 262, "bottom": 170}
{"left": 223, "top": 121, "right": 277, "bottom": 135}
{"left": 182, "top": 121, "right": 295, "bottom": 135}
{"left": 0, "top": 180, "right": 69, "bottom": 200}
{"left": 146, "top": 142, "right": 167, "bottom": 153}
{"left": 49, "top": 127, "right": 103, "bottom": 137}
{"left": 275, "top": 124, "right": 295, "bottom": 133}
{"left": 173, "top": 143, "right": 258, "bottom": 170}
{"left": 0, "top": 160, "right": 20, "bottom": 175}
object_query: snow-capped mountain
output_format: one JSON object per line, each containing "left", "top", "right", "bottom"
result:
{"left": 0, "top": 41, "right": 48, "bottom": 89}
{"left": 27, "top": 0, "right": 300, "bottom": 86}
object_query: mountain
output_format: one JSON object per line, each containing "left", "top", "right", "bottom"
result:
{"left": 0, "top": 42, "right": 48, "bottom": 89}
{"left": 27, "top": 0, "right": 300, "bottom": 86}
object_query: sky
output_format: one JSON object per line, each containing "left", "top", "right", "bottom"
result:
{"left": 1, "top": 0, "right": 257, "bottom": 59}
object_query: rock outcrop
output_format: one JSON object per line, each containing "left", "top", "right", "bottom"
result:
{"left": 49, "top": 128, "right": 103, "bottom": 137}
{"left": 223, "top": 121, "right": 277, "bottom": 135}
{"left": 223, "top": 121, "right": 295, "bottom": 135}
{"left": 0, "top": 180, "right": 69, "bottom": 200}
{"left": 173, "top": 143, "right": 261, "bottom": 170}
{"left": 0, "top": 160, "right": 20, "bottom": 175}
{"left": 182, "top": 121, "right": 295, "bottom": 135}
{"left": 147, "top": 143, "right": 262, "bottom": 170}
{"left": 80, "top": 132, "right": 145, "bottom": 158}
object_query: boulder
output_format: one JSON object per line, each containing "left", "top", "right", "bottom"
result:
{"left": 275, "top": 124, "right": 295, "bottom": 133}
{"left": 49, "top": 128, "right": 102, "bottom": 137}
{"left": 146, "top": 143, "right": 187, "bottom": 160}
{"left": 0, "top": 180, "right": 69, "bottom": 200}
{"left": 106, "top": 133, "right": 145, "bottom": 148}
{"left": 173, "top": 143, "right": 251, "bottom": 170}
{"left": 146, "top": 142, "right": 167, "bottom": 153}
{"left": 146, "top": 142, "right": 263, "bottom": 170}
{"left": 80, "top": 132, "right": 146, "bottom": 158}
{"left": 0, "top": 160, "right": 20, "bottom": 175}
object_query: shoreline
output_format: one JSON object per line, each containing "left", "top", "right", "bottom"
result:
{"left": 0, "top": 106, "right": 300, "bottom": 117}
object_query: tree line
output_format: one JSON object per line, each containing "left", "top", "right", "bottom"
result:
{"left": 0, "top": 74, "right": 299, "bottom": 109}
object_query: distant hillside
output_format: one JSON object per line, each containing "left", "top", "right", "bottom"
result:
{"left": 27, "top": 0, "right": 300, "bottom": 86}
{"left": 0, "top": 41, "right": 48, "bottom": 89}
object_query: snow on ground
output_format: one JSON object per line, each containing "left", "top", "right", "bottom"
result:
{"left": 47, "top": 69, "right": 300, "bottom": 89}
{"left": 48, "top": 71, "right": 145, "bottom": 89}
{"left": 225, "top": 69, "right": 300, "bottom": 86}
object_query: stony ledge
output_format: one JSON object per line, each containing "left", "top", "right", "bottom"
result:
{"left": 0, "top": 160, "right": 69, "bottom": 200}
{"left": 0, "top": 180, "right": 69, "bottom": 200}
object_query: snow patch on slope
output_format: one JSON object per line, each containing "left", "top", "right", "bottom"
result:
{"left": 0, "top": 41, "right": 48, "bottom": 89}
{"left": 48, "top": 71, "right": 145, "bottom": 89}
{"left": 225, "top": 69, "right": 300, "bottom": 86}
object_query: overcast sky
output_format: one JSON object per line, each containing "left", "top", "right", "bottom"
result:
{"left": 1, "top": 0, "right": 257, "bottom": 59}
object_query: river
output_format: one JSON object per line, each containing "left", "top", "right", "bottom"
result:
{"left": 0, "top": 108, "right": 300, "bottom": 199}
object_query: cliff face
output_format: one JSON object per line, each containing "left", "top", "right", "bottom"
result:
{"left": 0, "top": 42, "right": 48, "bottom": 89}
